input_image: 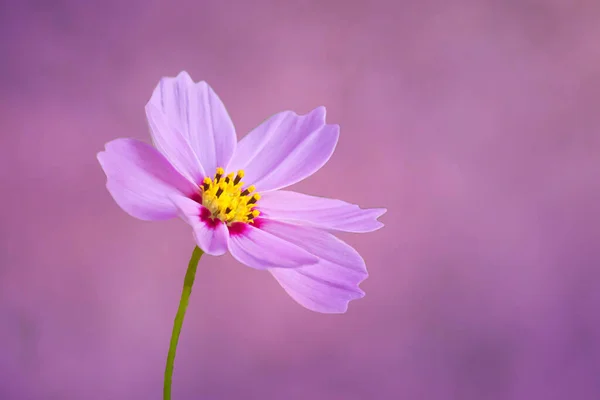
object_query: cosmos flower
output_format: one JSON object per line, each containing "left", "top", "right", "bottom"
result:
{"left": 98, "top": 71, "right": 386, "bottom": 313}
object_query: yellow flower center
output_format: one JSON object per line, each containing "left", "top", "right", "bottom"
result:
{"left": 201, "top": 167, "right": 260, "bottom": 224}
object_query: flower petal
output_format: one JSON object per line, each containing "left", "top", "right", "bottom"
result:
{"left": 170, "top": 195, "right": 228, "bottom": 256}
{"left": 228, "top": 106, "right": 339, "bottom": 192}
{"left": 259, "top": 190, "right": 386, "bottom": 233}
{"left": 145, "top": 103, "right": 205, "bottom": 184}
{"left": 97, "top": 138, "right": 197, "bottom": 221}
{"left": 228, "top": 223, "right": 319, "bottom": 270}
{"left": 148, "top": 71, "right": 237, "bottom": 174}
{"left": 259, "top": 219, "right": 368, "bottom": 313}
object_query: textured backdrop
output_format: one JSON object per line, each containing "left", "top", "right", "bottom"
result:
{"left": 1, "top": 0, "right": 599, "bottom": 399}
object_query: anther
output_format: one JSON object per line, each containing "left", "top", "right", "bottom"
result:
{"left": 246, "top": 210, "right": 260, "bottom": 221}
{"left": 202, "top": 177, "right": 211, "bottom": 191}
{"left": 215, "top": 167, "right": 225, "bottom": 181}
{"left": 247, "top": 194, "right": 261, "bottom": 205}
{"left": 224, "top": 173, "right": 234, "bottom": 184}
{"left": 215, "top": 185, "right": 224, "bottom": 198}
{"left": 233, "top": 170, "right": 245, "bottom": 185}
{"left": 240, "top": 185, "right": 256, "bottom": 197}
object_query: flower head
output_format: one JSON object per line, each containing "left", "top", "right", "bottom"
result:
{"left": 97, "top": 71, "right": 386, "bottom": 313}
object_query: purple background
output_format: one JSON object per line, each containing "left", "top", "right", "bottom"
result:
{"left": 1, "top": 0, "right": 599, "bottom": 399}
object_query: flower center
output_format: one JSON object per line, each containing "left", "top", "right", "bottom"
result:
{"left": 201, "top": 167, "right": 260, "bottom": 225}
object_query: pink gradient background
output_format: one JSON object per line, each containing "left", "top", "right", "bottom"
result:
{"left": 1, "top": 0, "right": 600, "bottom": 399}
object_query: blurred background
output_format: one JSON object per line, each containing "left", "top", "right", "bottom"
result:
{"left": 1, "top": 0, "right": 599, "bottom": 399}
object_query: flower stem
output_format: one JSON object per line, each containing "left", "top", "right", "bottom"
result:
{"left": 164, "top": 246, "right": 204, "bottom": 400}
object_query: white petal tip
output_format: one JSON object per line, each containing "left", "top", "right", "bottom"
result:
{"left": 375, "top": 208, "right": 388, "bottom": 218}
{"left": 202, "top": 247, "right": 227, "bottom": 256}
{"left": 175, "top": 70, "right": 193, "bottom": 80}
{"left": 315, "top": 105, "right": 327, "bottom": 118}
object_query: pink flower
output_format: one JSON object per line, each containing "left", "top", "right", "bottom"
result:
{"left": 97, "top": 71, "right": 386, "bottom": 313}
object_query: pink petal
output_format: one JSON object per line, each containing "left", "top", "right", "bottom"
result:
{"left": 145, "top": 103, "right": 205, "bottom": 184}
{"left": 259, "top": 190, "right": 386, "bottom": 233}
{"left": 228, "top": 106, "right": 339, "bottom": 192}
{"left": 228, "top": 223, "right": 319, "bottom": 270}
{"left": 147, "top": 71, "right": 237, "bottom": 174}
{"left": 259, "top": 219, "right": 368, "bottom": 313}
{"left": 170, "top": 195, "right": 228, "bottom": 256}
{"left": 97, "top": 138, "right": 197, "bottom": 221}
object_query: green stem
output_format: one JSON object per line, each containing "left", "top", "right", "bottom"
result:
{"left": 164, "top": 246, "right": 204, "bottom": 400}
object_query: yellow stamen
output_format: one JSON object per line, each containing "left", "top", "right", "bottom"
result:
{"left": 215, "top": 167, "right": 225, "bottom": 181}
{"left": 200, "top": 168, "right": 261, "bottom": 224}
{"left": 224, "top": 172, "right": 235, "bottom": 183}
{"left": 247, "top": 194, "right": 260, "bottom": 205}
{"left": 240, "top": 185, "right": 255, "bottom": 197}
{"left": 202, "top": 176, "right": 211, "bottom": 191}
{"left": 233, "top": 170, "right": 244, "bottom": 185}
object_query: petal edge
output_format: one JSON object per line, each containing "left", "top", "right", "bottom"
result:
{"left": 260, "top": 219, "right": 369, "bottom": 313}
{"left": 228, "top": 107, "right": 339, "bottom": 191}
{"left": 98, "top": 138, "right": 197, "bottom": 221}
{"left": 228, "top": 223, "right": 319, "bottom": 270}
{"left": 259, "top": 190, "right": 386, "bottom": 233}
{"left": 147, "top": 71, "right": 237, "bottom": 174}
{"left": 170, "top": 195, "right": 229, "bottom": 256}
